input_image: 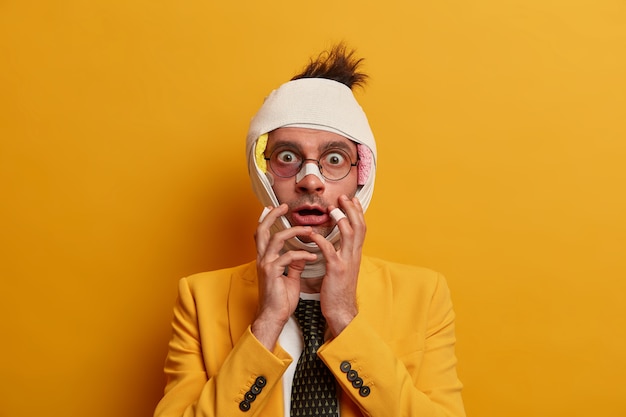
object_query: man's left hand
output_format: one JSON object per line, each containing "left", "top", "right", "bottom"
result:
{"left": 309, "top": 195, "right": 366, "bottom": 337}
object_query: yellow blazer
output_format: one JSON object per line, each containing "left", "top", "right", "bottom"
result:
{"left": 154, "top": 256, "right": 465, "bottom": 417}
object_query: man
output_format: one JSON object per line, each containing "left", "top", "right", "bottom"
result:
{"left": 154, "top": 45, "right": 465, "bottom": 417}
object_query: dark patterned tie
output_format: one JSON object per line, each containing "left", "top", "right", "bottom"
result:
{"left": 290, "top": 299, "right": 339, "bottom": 417}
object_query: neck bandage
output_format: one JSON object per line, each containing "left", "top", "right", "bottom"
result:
{"left": 246, "top": 78, "right": 377, "bottom": 278}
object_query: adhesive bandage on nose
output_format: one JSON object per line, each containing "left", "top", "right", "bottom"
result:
{"left": 295, "top": 162, "right": 326, "bottom": 183}
{"left": 258, "top": 206, "right": 272, "bottom": 223}
{"left": 329, "top": 207, "right": 347, "bottom": 222}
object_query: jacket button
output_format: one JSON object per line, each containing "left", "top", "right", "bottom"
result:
{"left": 340, "top": 361, "right": 351, "bottom": 373}
{"left": 244, "top": 391, "right": 256, "bottom": 402}
{"left": 239, "top": 400, "right": 251, "bottom": 411}
{"left": 359, "top": 386, "right": 371, "bottom": 397}
{"left": 254, "top": 376, "right": 267, "bottom": 388}
{"left": 347, "top": 369, "right": 359, "bottom": 382}
{"left": 250, "top": 384, "right": 262, "bottom": 395}
{"left": 352, "top": 377, "right": 363, "bottom": 388}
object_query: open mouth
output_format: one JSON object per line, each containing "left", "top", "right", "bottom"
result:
{"left": 297, "top": 208, "right": 325, "bottom": 216}
{"left": 291, "top": 206, "right": 329, "bottom": 226}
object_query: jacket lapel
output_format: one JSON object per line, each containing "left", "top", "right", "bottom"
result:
{"left": 227, "top": 261, "right": 259, "bottom": 345}
{"left": 355, "top": 256, "right": 393, "bottom": 340}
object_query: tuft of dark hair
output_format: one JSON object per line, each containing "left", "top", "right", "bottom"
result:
{"left": 290, "top": 43, "right": 368, "bottom": 90}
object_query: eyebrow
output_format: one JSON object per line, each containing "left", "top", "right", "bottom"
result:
{"left": 266, "top": 140, "right": 301, "bottom": 153}
{"left": 320, "top": 141, "right": 357, "bottom": 154}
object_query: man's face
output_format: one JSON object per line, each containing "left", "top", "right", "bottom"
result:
{"left": 266, "top": 127, "right": 359, "bottom": 240}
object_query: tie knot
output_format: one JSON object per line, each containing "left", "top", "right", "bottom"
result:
{"left": 294, "top": 299, "right": 326, "bottom": 342}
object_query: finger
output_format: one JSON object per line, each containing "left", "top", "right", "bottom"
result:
{"left": 328, "top": 205, "right": 352, "bottom": 247}
{"left": 262, "top": 250, "right": 317, "bottom": 279}
{"left": 255, "top": 204, "right": 288, "bottom": 256}
{"left": 339, "top": 195, "right": 366, "bottom": 242}
{"left": 338, "top": 195, "right": 364, "bottom": 223}
{"left": 308, "top": 232, "right": 340, "bottom": 262}
{"left": 258, "top": 206, "right": 272, "bottom": 223}
{"left": 326, "top": 203, "right": 353, "bottom": 254}
{"left": 329, "top": 207, "right": 347, "bottom": 223}
{"left": 329, "top": 198, "right": 363, "bottom": 255}
{"left": 259, "top": 204, "right": 288, "bottom": 229}
{"left": 284, "top": 259, "right": 309, "bottom": 280}
{"left": 263, "top": 225, "right": 314, "bottom": 259}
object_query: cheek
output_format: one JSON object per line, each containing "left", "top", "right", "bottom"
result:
{"left": 344, "top": 174, "right": 359, "bottom": 197}
{"left": 270, "top": 178, "right": 292, "bottom": 202}
{"left": 330, "top": 178, "right": 358, "bottom": 201}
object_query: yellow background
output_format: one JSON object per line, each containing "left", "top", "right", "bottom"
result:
{"left": 1, "top": 1, "right": 624, "bottom": 416}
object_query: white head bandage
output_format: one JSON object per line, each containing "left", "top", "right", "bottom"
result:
{"left": 246, "top": 78, "right": 377, "bottom": 277}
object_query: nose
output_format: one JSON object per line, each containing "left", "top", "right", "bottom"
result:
{"left": 295, "top": 162, "right": 325, "bottom": 193}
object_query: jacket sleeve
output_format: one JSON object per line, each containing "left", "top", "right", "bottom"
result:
{"left": 154, "top": 277, "right": 292, "bottom": 417}
{"left": 317, "top": 273, "right": 465, "bottom": 417}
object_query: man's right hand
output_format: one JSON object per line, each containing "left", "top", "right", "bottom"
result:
{"left": 251, "top": 204, "right": 317, "bottom": 351}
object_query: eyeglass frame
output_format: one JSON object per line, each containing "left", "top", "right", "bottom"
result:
{"left": 264, "top": 146, "right": 359, "bottom": 181}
